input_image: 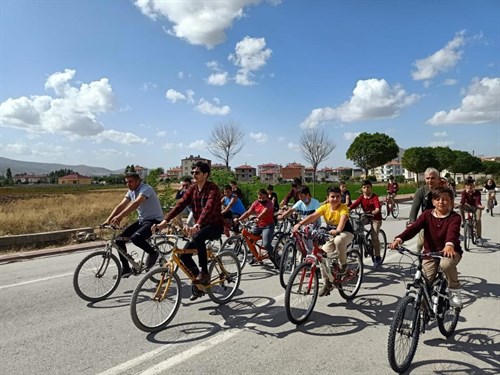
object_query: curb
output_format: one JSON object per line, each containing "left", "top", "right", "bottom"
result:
{"left": 0, "top": 241, "right": 105, "bottom": 263}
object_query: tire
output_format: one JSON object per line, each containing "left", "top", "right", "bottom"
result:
{"left": 391, "top": 202, "right": 400, "bottom": 218}
{"left": 73, "top": 250, "right": 121, "bottom": 302}
{"left": 284, "top": 262, "right": 319, "bottom": 325}
{"left": 338, "top": 250, "right": 363, "bottom": 300}
{"left": 272, "top": 232, "right": 288, "bottom": 269}
{"left": 220, "top": 235, "right": 248, "bottom": 270}
{"left": 207, "top": 251, "right": 242, "bottom": 304}
{"left": 279, "top": 240, "right": 300, "bottom": 289}
{"left": 378, "top": 229, "right": 388, "bottom": 265}
{"left": 154, "top": 239, "right": 174, "bottom": 256}
{"left": 130, "top": 266, "right": 181, "bottom": 332}
{"left": 381, "top": 202, "right": 388, "bottom": 220}
{"left": 463, "top": 222, "right": 472, "bottom": 251}
{"left": 437, "top": 280, "right": 460, "bottom": 337}
{"left": 387, "top": 295, "right": 421, "bottom": 373}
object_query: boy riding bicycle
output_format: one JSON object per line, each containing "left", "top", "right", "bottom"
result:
{"left": 386, "top": 175, "right": 399, "bottom": 205}
{"left": 459, "top": 179, "right": 484, "bottom": 243}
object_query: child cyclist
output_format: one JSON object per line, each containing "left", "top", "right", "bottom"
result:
{"left": 389, "top": 186, "right": 463, "bottom": 307}
{"left": 349, "top": 179, "right": 384, "bottom": 268}
{"left": 293, "top": 186, "right": 354, "bottom": 297}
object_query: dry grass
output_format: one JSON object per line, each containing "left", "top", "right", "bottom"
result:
{"left": 0, "top": 190, "right": 130, "bottom": 236}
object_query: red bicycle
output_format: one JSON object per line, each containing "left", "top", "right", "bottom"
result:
{"left": 381, "top": 193, "right": 399, "bottom": 219}
{"left": 284, "top": 229, "right": 363, "bottom": 325}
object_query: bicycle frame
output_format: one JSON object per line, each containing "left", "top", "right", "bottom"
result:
{"left": 240, "top": 226, "right": 272, "bottom": 262}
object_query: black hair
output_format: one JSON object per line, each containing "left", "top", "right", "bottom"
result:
{"left": 192, "top": 161, "right": 210, "bottom": 176}
{"left": 362, "top": 179, "right": 372, "bottom": 187}
{"left": 267, "top": 184, "right": 274, "bottom": 190}
{"left": 327, "top": 186, "right": 341, "bottom": 195}
{"left": 299, "top": 185, "right": 311, "bottom": 195}
{"left": 258, "top": 188, "right": 268, "bottom": 195}
{"left": 223, "top": 185, "right": 232, "bottom": 191}
{"left": 124, "top": 172, "right": 141, "bottom": 180}
{"left": 431, "top": 186, "right": 454, "bottom": 200}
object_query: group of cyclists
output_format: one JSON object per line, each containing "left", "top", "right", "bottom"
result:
{"left": 104, "top": 161, "right": 495, "bottom": 305}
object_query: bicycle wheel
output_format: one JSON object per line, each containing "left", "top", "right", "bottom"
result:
{"left": 391, "top": 202, "right": 399, "bottom": 218}
{"left": 154, "top": 239, "right": 174, "bottom": 256}
{"left": 279, "top": 240, "right": 300, "bottom": 289}
{"left": 220, "top": 235, "right": 248, "bottom": 270}
{"left": 207, "top": 251, "right": 241, "bottom": 304}
{"left": 437, "top": 280, "right": 460, "bottom": 337}
{"left": 130, "top": 266, "right": 181, "bottom": 332}
{"left": 381, "top": 202, "right": 388, "bottom": 220}
{"left": 378, "top": 229, "right": 388, "bottom": 265}
{"left": 463, "top": 222, "right": 472, "bottom": 251}
{"left": 272, "top": 232, "right": 288, "bottom": 269}
{"left": 284, "top": 262, "right": 319, "bottom": 325}
{"left": 338, "top": 250, "right": 363, "bottom": 300}
{"left": 73, "top": 250, "right": 121, "bottom": 302}
{"left": 387, "top": 295, "right": 421, "bottom": 373}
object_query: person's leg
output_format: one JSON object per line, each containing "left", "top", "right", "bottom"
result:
{"left": 319, "top": 239, "right": 336, "bottom": 295}
{"left": 440, "top": 254, "right": 462, "bottom": 307}
{"left": 371, "top": 220, "right": 381, "bottom": 256}
{"left": 192, "top": 225, "right": 223, "bottom": 275}
{"left": 475, "top": 208, "right": 482, "bottom": 238}
{"left": 416, "top": 229, "right": 424, "bottom": 252}
{"left": 116, "top": 222, "right": 141, "bottom": 272}
{"left": 334, "top": 232, "right": 354, "bottom": 268}
{"left": 261, "top": 224, "right": 275, "bottom": 253}
{"left": 422, "top": 258, "right": 438, "bottom": 284}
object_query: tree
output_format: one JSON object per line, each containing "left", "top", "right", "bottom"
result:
{"left": 299, "top": 128, "right": 336, "bottom": 196}
{"left": 482, "top": 160, "right": 500, "bottom": 179}
{"left": 346, "top": 132, "right": 399, "bottom": 178}
{"left": 432, "top": 146, "right": 455, "bottom": 172}
{"left": 448, "top": 150, "right": 483, "bottom": 180}
{"left": 47, "top": 169, "right": 75, "bottom": 184}
{"left": 401, "top": 147, "right": 439, "bottom": 184}
{"left": 6, "top": 168, "right": 14, "bottom": 185}
{"left": 207, "top": 120, "right": 245, "bottom": 170}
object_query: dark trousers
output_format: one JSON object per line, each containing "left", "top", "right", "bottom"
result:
{"left": 116, "top": 220, "right": 160, "bottom": 270}
{"left": 181, "top": 224, "right": 223, "bottom": 275}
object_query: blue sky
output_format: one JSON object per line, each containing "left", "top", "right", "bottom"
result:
{"left": 1, "top": 0, "right": 499, "bottom": 172}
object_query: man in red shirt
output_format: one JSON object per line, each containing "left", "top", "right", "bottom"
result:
{"left": 459, "top": 179, "right": 484, "bottom": 242}
{"left": 236, "top": 188, "right": 276, "bottom": 266}
{"left": 153, "top": 161, "right": 224, "bottom": 300}
{"left": 349, "top": 180, "right": 384, "bottom": 268}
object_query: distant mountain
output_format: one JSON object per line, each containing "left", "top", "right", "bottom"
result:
{"left": 0, "top": 157, "right": 122, "bottom": 176}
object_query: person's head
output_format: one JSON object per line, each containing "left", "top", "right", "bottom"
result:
{"left": 223, "top": 185, "right": 233, "bottom": 197}
{"left": 361, "top": 179, "right": 372, "bottom": 195}
{"left": 389, "top": 175, "right": 394, "bottom": 181}
{"left": 124, "top": 172, "right": 141, "bottom": 190}
{"left": 431, "top": 186, "right": 454, "bottom": 213}
{"left": 486, "top": 178, "right": 494, "bottom": 185}
{"left": 181, "top": 177, "right": 191, "bottom": 189}
{"left": 291, "top": 177, "right": 302, "bottom": 188}
{"left": 298, "top": 185, "right": 311, "bottom": 203}
{"left": 424, "top": 167, "right": 440, "bottom": 189}
{"left": 465, "top": 178, "right": 475, "bottom": 192}
{"left": 267, "top": 184, "right": 274, "bottom": 193}
{"left": 339, "top": 181, "right": 347, "bottom": 191}
{"left": 230, "top": 180, "right": 238, "bottom": 188}
{"left": 439, "top": 177, "right": 448, "bottom": 187}
{"left": 191, "top": 161, "right": 210, "bottom": 182}
{"left": 257, "top": 188, "right": 268, "bottom": 202}
{"left": 326, "top": 186, "right": 342, "bottom": 207}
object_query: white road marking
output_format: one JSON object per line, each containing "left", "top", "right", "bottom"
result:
{"left": 98, "top": 294, "right": 285, "bottom": 375}
{"left": 0, "top": 272, "right": 73, "bottom": 290}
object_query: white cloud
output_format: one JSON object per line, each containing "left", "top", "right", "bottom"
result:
{"left": 249, "top": 132, "right": 268, "bottom": 143}
{"left": 156, "top": 130, "right": 167, "bottom": 137}
{"left": 0, "top": 69, "right": 114, "bottom": 136}
{"left": 443, "top": 79, "right": 458, "bottom": 86}
{"left": 140, "top": 81, "right": 157, "bottom": 91}
{"left": 165, "top": 88, "right": 195, "bottom": 103}
{"left": 188, "top": 139, "right": 207, "bottom": 149}
{"left": 343, "top": 132, "right": 361, "bottom": 141}
{"left": 411, "top": 31, "right": 466, "bottom": 81}
{"left": 300, "top": 79, "right": 419, "bottom": 128}
{"left": 133, "top": 0, "right": 265, "bottom": 49}
{"left": 429, "top": 140, "right": 455, "bottom": 147}
{"left": 162, "top": 142, "right": 183, "bottom": 150}
{"left": 95, "top": 130, "right": 147, "bottom": 144}
{"left": 434, "top": 131, "right": 448, "bottom": 137}
{"left": 178, "top": 71, "right": 184, "bottom": 79}
{"left": 4, "top": 143, "right": 31, "bottom": 154}
{"left": 206, "top": 72, "right": 229, "bottom": 86}
{"left": 426, "top": 77, "right": 500, "bottom": 125}
{"left": 93, "top": 148, "right": 134, "bottom": 159}
{"left": 195, "top": 98, "right": 230, "bottom": 115}
{"left": 229, "top": 36, "right": 272, "bottom": 86}
{"left": 287, "top": 142, "right": 300, "bottom": 152}
{"left": 277, "top": 136, "right": 286, "bottom": 142}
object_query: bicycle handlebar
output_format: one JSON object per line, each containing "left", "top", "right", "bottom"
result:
{"left": 395, "top": 246, "right": 443, "bottom": 259}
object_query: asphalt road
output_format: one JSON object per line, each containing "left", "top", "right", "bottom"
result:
{"left": 1, "top": 200, "right": 499, "bottom": 375}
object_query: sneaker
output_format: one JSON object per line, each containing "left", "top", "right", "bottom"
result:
{"left": 249, "top": 258, "right": 261, "bottom": 266}
{"left": 448, "top": 289, "right": 462, "bottom": 308}
{"left": 145, "top": 251, "right": 159, "bottom": 270}
{"left": 495, "top": 201, "right": 498, "bottom": 206}
{"left": 337, "top": 264, "right": 347, "bottom": 276}
{"left": 486, "top": 208, "right": 490, "bottom": 213}
{"left": 114, "top": 269, "right": 133, "bottom": 279}
{"left": 319, "top": 279, "right": 334, "bottom": 297}
{"left": 373, "top": 256, "right": 382, "bottom": 268}
{"left": 460, "top": 223, "right": 464, "bottom": 228}
{"left": 193, "top": 272, "right": 210, "bottom": 285}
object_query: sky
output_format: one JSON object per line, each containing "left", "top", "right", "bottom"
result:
{"left": 1, "top": 0, "right": 499, "bottom": 173}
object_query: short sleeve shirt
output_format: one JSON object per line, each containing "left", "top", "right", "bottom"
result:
{"left": 316, "top": 203, "right": 353, "bottom": 233}
{"left": 249, "top": 199, "right": 275, "bottom": 227}
{"left": 125, "top": 183, "right": 164, "bottom": 222}
{"left": 292, "top": 198, "right": 321, "bottom": 219}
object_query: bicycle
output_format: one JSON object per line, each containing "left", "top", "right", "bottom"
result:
{"left": 484, "top": 189, "right": 496, "bottom": 217}
{"left": 462, "top": 204, "right": 479, "bottom": 251}
{"left": 381, "top": 193, "right": 399, "bottom": 220}
{"left": 73, "top": 225, "right": 173, "bottom": 302}
{"left": 349, "top": 212, "right": 387, "bottom": 267}
{"left": 130, "top": 227, "right": 241, "bottom": 332}
{"left": 284, "top": 229, "right": 363, "bottom": 325}
{"left": 219, "top": 219, "right": 284, "bottom": 270}
{"left": 387, "top": 246, "right": 461, "bottom": 373}
{"left": 278, "top": 224, "right": 317, "bottom": 289}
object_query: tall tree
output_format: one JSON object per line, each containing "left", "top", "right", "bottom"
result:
{"left": 401, "top": 147, "right": 439, "bottom": 184}
{"left": 432, "top": 146, "right": 455, "bottom": 172}
{"left": 207, "top": 120, "right": 245, "bottom": 170}
{"left": 448, "top": 150, "right": 483, "bottom": 180}
{"left": 6, "top": 168, "right": 14, "bottom": 185}
{"left": 346, "top": 132, "right": 399, "bottom": 178}
{"left": 299, "top": 128, "right": 336, "bottom": 195}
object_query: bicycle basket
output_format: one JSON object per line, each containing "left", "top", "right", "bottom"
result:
{"left": 360, "top": 214, "right": 371, "bottom": 226}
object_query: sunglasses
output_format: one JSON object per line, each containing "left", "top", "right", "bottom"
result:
{"left": 191, "top": 170, "right": 201, "bottom": 175}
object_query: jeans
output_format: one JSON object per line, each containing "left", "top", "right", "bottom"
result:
{"left": 181, "top": 224, "right": 223, "bottom": 275}
{"left": 260, "top": 223, "right": 275, "bottom": 253}
{"left": 116, "top": 220, "right": 160, "bottom": 270}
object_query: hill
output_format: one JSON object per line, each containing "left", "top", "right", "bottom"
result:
{"left": 0, "top": 157, "right": 121, "bottom": 176}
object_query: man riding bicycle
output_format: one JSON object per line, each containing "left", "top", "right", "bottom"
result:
{"left": 221, "top": 185, "right": 245, "bottom": 235}
{"left": 153, "top": 161, "right": 224, "bottom": 301}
